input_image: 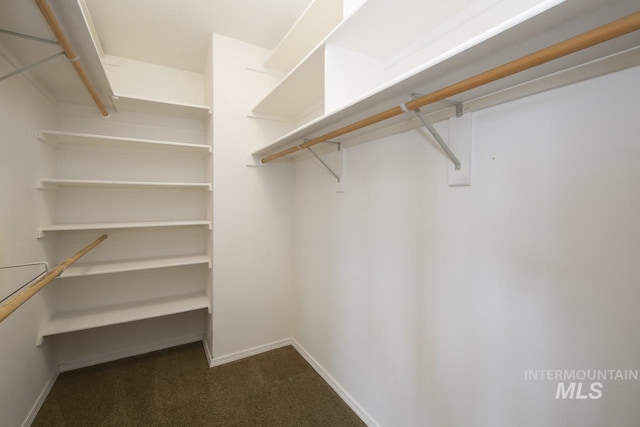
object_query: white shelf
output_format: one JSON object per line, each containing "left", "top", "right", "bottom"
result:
{"left": 251, "top": 0, "right": 515, "bottom": 122}
{"left": 111, "top": 93, "right": 211, "bottom": 120}
{"left": 37, "top": 179, "right": 211, "bottom": 191}
{"left": 38, "top": 292, "right": 210, "bottom": 345}
{"left": 252, "top": 48, "right": 325, "bottom": 122}
{"left": 264, "top": 0, "right": 343, "bottom": 73}
{"left": 251, "top": 0, "right": 346, "bottom": 122}
{"left": 38, "top": 130, "right": 211, "bottom": 154}
{"left": 253, "top": 0, "right": 640, "bottom": 158}
{"left": 59, "top": 255, "right": 211, "bottom": 278}
{"left": 37, "top": 220, "right": 212, "bottom": 238}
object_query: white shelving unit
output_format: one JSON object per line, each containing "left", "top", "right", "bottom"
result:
{"left": 37, "top": 129, "right": 213, "bottom": 344}
{"left": 252, "top": 0, "right": 640, "bottom": 157}
{"left": 37, "top": 292, "right": 210, "bottom": 345}
{"left": 111, "top": 93, "right": 212, "bottom": 121}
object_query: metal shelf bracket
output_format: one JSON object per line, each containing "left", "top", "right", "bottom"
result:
{"left": 0, "top": 28, "right": 64, "bottom": 82}
{"left": 0, "top": 51, "right": 65, "bottom": 82}
{"left": 411, "top": 107, "right": 462, "bottom": 170}
{"left": 411, "top": 93, "right": 463, "bottom": 117}
{"left": 401, "top": 97, "right": 473, "bottom": 187}
{"left": 303, "top": 140, "right": 341, "bottom": 183}
{"left": 0, "top": 29, "right": 59, "bottom": 45}
{"left": 0, "top": 262, "right": 49, "bottom": 305}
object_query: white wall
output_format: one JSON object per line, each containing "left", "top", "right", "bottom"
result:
{"left": 293, "top": 66, "right": 640, "bottom": 426}
{"left": 210, "top": 34, "right": 294, "bottom": 361}
{"left": 0, "top": 48, "right": 58, "bottom": 427}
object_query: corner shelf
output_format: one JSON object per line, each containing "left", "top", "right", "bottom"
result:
{"left": 38, "top": 130, "right": 211, "bottom": 154}
{"left": 37, "top": 179, "right": 211, "bottom": 191}
{"left": 59, "top": 255, "right": 212, "bottom": 278}
{"left": 253, "top": 0, "right": 640, "bottom": 158}
{"left": 37, "top": 220, "right": 212, "bottom": 238}
{"left": 111, "top": 93, "right": 212, "bottom": 121}
{"left": 37, "top": 292, "right": 210, "bottom": 345}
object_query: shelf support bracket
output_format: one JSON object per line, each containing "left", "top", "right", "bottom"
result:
{"left": 440, "top": 99, "right": 464, "bottom": 118}
{"left": 0, "top": 262, "right": 49, "bottom": 305}
{"left": 413, "top": 108, "right": 462, "bottom": 170}
{"left": 0, "top": 51, "right": 65, "bottom": 82}
{"left": 0, "top": 28, "right": 60, "bottom": 45}
{"left": 304, "top": 142, "right": 341, "bottom": 183}
{"left": 302, "top": 140, "right": 345, "bottom": 192}
{"left": 322, "top": 140, "right": 341, "bottom": 150}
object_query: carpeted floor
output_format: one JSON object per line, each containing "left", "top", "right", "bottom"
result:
{"left": 32, "top": 343, "right": 365, "bottom": 426}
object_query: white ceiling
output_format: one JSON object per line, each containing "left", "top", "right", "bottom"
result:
{"left": 84, "top": 0, "right": 314, "bottom": 73}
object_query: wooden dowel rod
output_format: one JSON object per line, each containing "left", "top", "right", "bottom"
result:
{"left": 34, "top": 0, "right": 109, "bottom": 117}
{"left": 405, "top": 10, "right": 640, "bottom": 112}
{"left": 0, "top": 234, "right": 108, "bottom": 323}
{"left": 261, "top": 10, "right": 640, "bottom": 164}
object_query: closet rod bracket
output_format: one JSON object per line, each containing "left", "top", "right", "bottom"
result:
{"left": 411, "top": 93, "right": 463, "bottom": 117}
{"left": 323, "top": 140, "right": 341, "bottom": 151}
{"left": 449, "top": 101, "right": 464, "bottom": 118}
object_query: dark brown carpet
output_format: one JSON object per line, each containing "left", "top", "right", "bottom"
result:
{"left": 33, "top": 343, "right": 365, "bottom": 426}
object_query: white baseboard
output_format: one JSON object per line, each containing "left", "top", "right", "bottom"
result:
{"left": 58, "top": 333, "right": 204, "bottom": 372}
{"left": 210, "top": 338, "right": 292, "bottom": 367}
{"left": 23, "top": 370, "right": 59, "bottom": 427}
{"left": 203, "top": 337, "right": 214, "bottom": 367}
{"left": 291, "top": 339, "right": 379, "bottom": 427}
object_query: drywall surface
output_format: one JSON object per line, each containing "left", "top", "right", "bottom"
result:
{"left": 210, "top": 34, "right": 294, "bottom": 360}
{"left": 0, "top": 52, "right": 57, "bottom": 427}
{"left": 293, "top": 66, "right": 640, "bottom": 426}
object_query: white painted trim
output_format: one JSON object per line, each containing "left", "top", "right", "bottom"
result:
{"left": 22, "top": 370, "right": 59, "bottom": 427}
{"left": 292, "top": 339, "right": 379, "bottom": 427}
{"left": 210, "top": 338, "right": 292, "bottom": 367}
{"left": 58, "top": 333, "right": 203, "bottom": 372}
{"left": 203, "top": 338, "right": 214, "bottom": 368}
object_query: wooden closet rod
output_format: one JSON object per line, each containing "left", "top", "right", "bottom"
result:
{"left": 34, "top": 0, "right": 109, "bottom": 117}
{"left": 261, "top": 11, "right": 640, "bottom": 164}
{"left": 0, "top": 234, "right": 108, "bottom": 323}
